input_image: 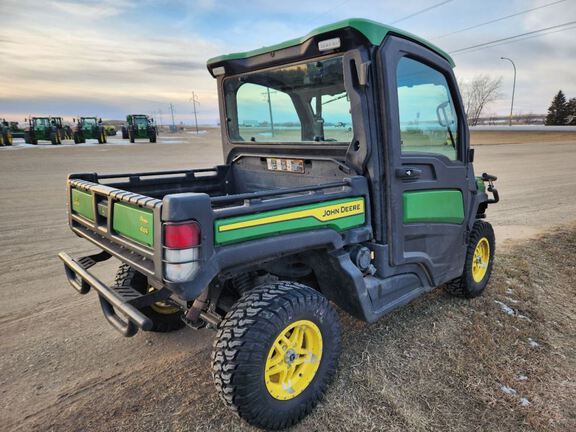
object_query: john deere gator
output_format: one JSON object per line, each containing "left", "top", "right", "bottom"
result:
{"left": 59, "top": 18, "right": 499, "bottom": 430}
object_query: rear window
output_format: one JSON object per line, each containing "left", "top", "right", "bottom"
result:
{"left": 224, "top": 56, "right": 353, "bottom": 144}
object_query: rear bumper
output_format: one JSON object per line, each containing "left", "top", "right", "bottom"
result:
{"left": 59, "top": 251, "right": 160, "bottom": 336}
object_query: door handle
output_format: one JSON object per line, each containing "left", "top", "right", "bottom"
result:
{"left": 395, "top": 168, "right": 422, "bottom": 179}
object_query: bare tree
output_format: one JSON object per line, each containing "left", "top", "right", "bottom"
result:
{"left": 459, "top": 75, "right": 502, "bottom": 126}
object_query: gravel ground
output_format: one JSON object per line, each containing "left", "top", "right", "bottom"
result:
{"left": 0, "top": 131, "right": 575, "bottom": 431}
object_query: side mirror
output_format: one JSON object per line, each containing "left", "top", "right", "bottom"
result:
{"left": 98, "top": 118, "right": 102, "bottom": 123}
{"left": 468, "top": 148, "right": 475, "bottom": 163}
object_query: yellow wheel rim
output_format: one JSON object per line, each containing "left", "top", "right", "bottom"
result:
{"left": 265, "top": 320, "right": 323, "bottom": 400}
{"left": 472, "top": 237, "right": 490, "bottom": 283}
{"left": 148, "top": 286, "right": 180, "bottom": 315}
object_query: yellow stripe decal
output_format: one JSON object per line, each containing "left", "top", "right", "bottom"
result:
{"left": 218, "top": 199, "right": 365, "bottom": 232}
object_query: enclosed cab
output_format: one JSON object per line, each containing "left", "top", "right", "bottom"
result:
{"left": 59, "top": 19, "right": 498, "bottom": 430}
{"left": 73, "top": 116, "right": 107, "bottom": 144}
{"left": 24, "top": 117, "right": 61, "bottom": 145}
{"left": 121, "top": 114, "right": 157, "bottom": 143}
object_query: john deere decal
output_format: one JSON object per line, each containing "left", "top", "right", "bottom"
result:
{"left": 214, "top": 197, "right": 365, "bottom": 245}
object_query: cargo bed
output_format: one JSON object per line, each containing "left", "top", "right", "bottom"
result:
{"left": 66, "top": 161, "right": 370, "bottom": 298}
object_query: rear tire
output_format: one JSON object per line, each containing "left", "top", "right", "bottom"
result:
{"left": 446, "top": 220, "right": 495, "bottom": 298}
{"left": 3, "top": 132, "right": 12, "bottom": 146}
{"left": 114, "top": 264, "right": 185, "bottom": 333}
{"left": 149, "top": 130, "right": 156, "bottom": 143}
{"left": 212, "top": 282, "right": 341, "bottom": 430}
{"left": 121, "top": 126, "right": 129, "bottom": 139}
{"left": 50, "top": 130, "right": 60, "bottom": 145}
{"left": 25, "top": 132, "right": 37, "bottom": 145}
{"left": 129, "top": 130, "right": 135, "bottom": 143}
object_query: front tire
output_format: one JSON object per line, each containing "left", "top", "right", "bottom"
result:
{"left": 114, "top": 264, "right": 185, "bottom": 333}
{"left": 446, "top": 220, "right": 495, "bottom": 298}
{"left": 212, "top": 282, "right": 341, "bottom": 430}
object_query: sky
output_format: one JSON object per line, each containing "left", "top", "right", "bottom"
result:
{"left": 1, "top": 0, "right": 575, "bottom": 125}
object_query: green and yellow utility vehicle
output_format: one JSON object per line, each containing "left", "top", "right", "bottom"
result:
{"left": 1, "top": 119, "right": 14, "bottom": 146}
{"left": 72, "top": 117, "right": 107, "bottom": 144}
{"left": 24, "top": 117, "right": 61, "bottom": 145}
{"left": 59, "top": 19, "right": 499, "bottom": 430}
{"left": 121, "top": 114, "right": 157, "bottom": 143}
{"left": 104, "top": 125, "right": 117, "bottom": 136}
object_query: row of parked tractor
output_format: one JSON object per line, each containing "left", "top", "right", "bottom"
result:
{"left": 0, "top": 114, "right": 157, "bottom": 146}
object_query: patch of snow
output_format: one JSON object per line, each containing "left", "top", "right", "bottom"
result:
{"left": 505, "top": 297, "right": 519, "bottom": 304}
{"left": 494, "top": 300, "right": 515, "bottom": 316}
{"left": 528, "top": 338, "right": 540, "bottom": 348}
{"left": 516, "top": 375, "right": 528, "bottom": 381}
{"left": 520, "top": 398, "right": 531, "bottom": 407}
{"left": 500, "top": 385, "right": 517, "bottom": 396}
{"left": 518, "top": 314, "right": 532, "bottom": 322}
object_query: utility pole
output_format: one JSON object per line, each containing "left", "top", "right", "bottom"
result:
{"left": 265, "top": 88, "right": 275, "bottom": 136}
{"left": 500, "top": 57, "right": 517, "bottom": 127}
{"left": 189, "top": 91, "right": 200, "bottom": 135}
{"left": 169, "top": 103, "right": 176, "bottom": 132}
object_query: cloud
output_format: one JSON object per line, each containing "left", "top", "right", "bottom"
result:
{"left": 50, "top": 0, "right": 136, "bottom": 18}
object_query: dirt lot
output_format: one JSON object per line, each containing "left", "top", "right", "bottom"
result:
{"left": 1, "top": 132, "right": 575, "bottom": 431}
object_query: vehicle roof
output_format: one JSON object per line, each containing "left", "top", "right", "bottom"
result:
{"left": 206, "top": 18, "right": 454, "bottom": 67}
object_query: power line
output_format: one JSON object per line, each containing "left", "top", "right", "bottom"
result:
{"left": 390, "top": 0, "right": 454, "bottom": 25}
{"left": 449, "top": 20, "right": 576, "bottom": 54}
{"left": 452, "top": 23, "right": 576, "bottom": 55}
{"left": 303, "top": 0, "right": 351, "bottom": 25}
{"left": 430, "top": 0, "right": 568, "bottom": 40}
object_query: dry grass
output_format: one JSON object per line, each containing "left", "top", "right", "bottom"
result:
{"left": 39, "top": 226, "right": 576, "bottom": 432}
{"left": 470, "top": 130, "right": 576, "bottom": 145}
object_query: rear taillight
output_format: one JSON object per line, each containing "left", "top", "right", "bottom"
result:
{"left": 163, "top": 221, "right": 201, "bottom": 282}
{"left": 164, "top": 222, "right": 200, "bottom": 249}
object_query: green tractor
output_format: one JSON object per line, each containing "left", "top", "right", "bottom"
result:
{"left": 24, "top": 117, "right": 61, "bottom": 145}
{"left": 0, "top": 119, "right": 14, "bottom": 146}
{"left": 52, "top": 117, "right": 73, "bottom": 140}
{"left": 121, "top": 114, "right": 157, "bottom": 143}
{"left": 72, "top": 117, "right": 107, "bottom": 144}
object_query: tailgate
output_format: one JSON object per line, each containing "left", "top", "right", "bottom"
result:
{"left": 67, "top": 177, "right": 163, "bottom": 279}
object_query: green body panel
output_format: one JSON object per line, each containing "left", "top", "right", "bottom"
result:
{"left": 71, "top": 189, "right": 95, "bottom": 221}
{"left": 207, "top": 18, "right": 454, "bottom": 67}
{"left": 214, "top": 197, "right": 366, "bottom": 246}
{"left": 112, "top": 203, "right": 154, "bottom": 247}
{"left": 475, "top": 176, "right": 486, "bottom": 192}
{"left": 403, "top": 190, "right": 464, "bottom": 224}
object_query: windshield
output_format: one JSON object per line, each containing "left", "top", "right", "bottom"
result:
{"left": 224, "top": 56, "right": 353, "bottom": 144}
{"left": 83, "top": 118, "right": 97, "bottom": 125}
{"left": 33, "top": 118, "right": 50, "bottom": 127}
{"left": 134, "top": 117, "right": 148, "bottom": 126}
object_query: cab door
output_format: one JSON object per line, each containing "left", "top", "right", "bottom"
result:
{"left": 378, "top": 36, "right": 472, "bottom": 285}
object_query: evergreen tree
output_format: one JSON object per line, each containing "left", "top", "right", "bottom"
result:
{"left": 545, "top": 90, "right": 570, "bottom": 125}
{"left": 567, "top": 97, "right": 576, "bottom": 125}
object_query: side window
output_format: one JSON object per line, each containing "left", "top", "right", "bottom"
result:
{"left": 396, "top": 57, "right": 459, "bottom": 160}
